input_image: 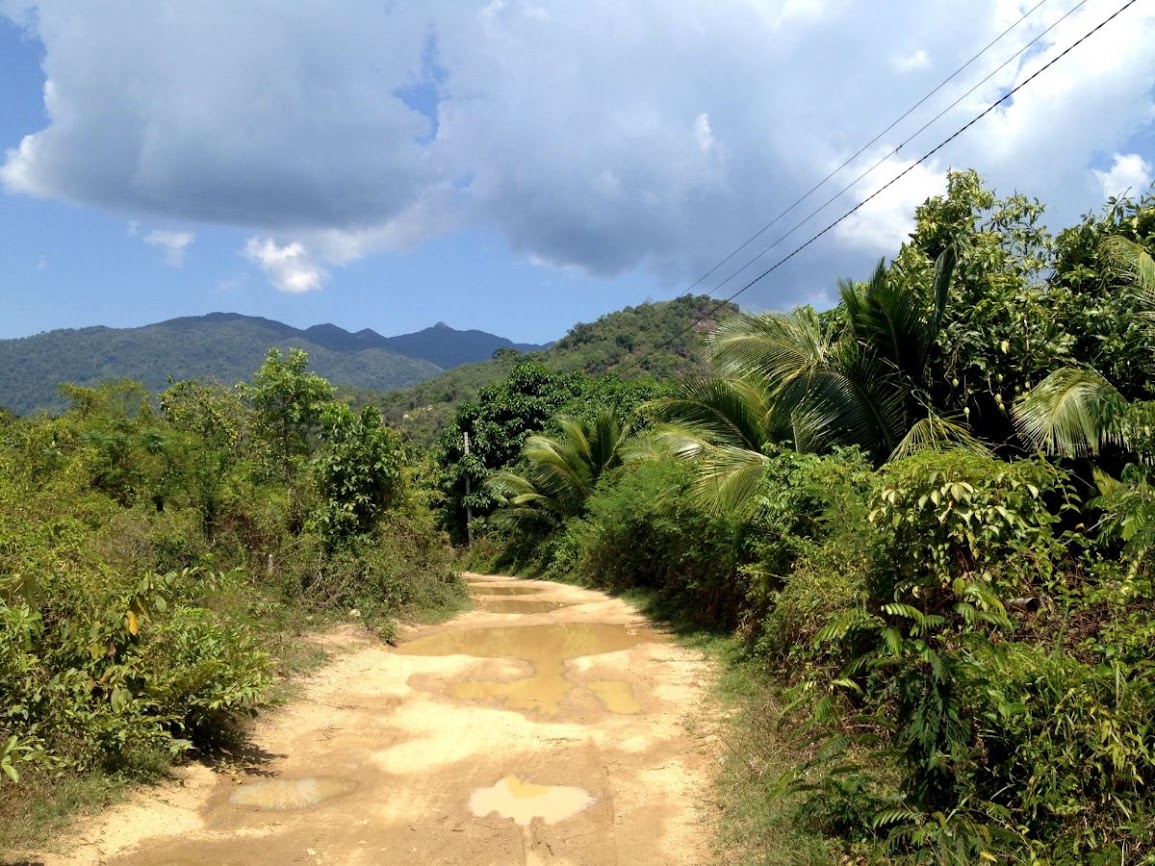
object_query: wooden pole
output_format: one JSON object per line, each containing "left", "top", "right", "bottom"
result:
{"left": 463, "top": 431, "right": 473, "bottom": 547}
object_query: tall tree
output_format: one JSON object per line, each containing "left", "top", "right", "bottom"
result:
{"left": 243, "top": 348, "right": 334, "bottom": 482}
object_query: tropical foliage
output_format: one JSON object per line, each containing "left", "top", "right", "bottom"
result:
{"left": 463, "top": 172, "right": 1155, "bottom": 863}
{"left": 10, "top": 168, "right": 1155, "bottom": 864}
{"left": 0, "top": 351, "right": 462, "bottom": 839}
{"left": 486, "top": 409, "right": 633, "bottom": 526}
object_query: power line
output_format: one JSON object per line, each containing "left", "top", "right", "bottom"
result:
{"left": 678, "top": 0, "right": 1054, "bottom": 297}
{"left": 704, "top": 0, "right": 1088, "bottom": 302}
{"left": 626, "top": 0, "right": 1140, "bottom": 373}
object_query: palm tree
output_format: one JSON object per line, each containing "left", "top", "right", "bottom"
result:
{"left": 1013, "top": 237, "right": 1155, "bottom": 457}
{"left": 485, "top": 409, "right": 633, "bottom": 527}
{"left": 651, "top": 249, "right": 982, "bottom": 511}
{"left": 1012, "top": 237, "right": 1155, "bottom": 568}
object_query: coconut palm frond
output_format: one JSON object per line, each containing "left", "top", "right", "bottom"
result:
{"left": 646, "top": 375, "right": 772, "bottom": 453}
{"left": 707, "top": 307, "right": 833, "bottom": 385}
{"left": 484, "top": 468, "right": 539, "bottom": 502}
{"left": 1101, "top": 235, "right": 1155, "bottom": 313}
{"left": 523, "top": 432, "right": 594, "bottom": 509}
{"left": 783, "top": 349, "right": 908, "bottom": 460}
{"left": 691, "top": 443, "right": 771, "bottom": 516}
{"left": 889, "top": 412, "right": 992, "bottom": 462}
{"left": 1013, "top": 367, "right": 1130, "bottom": 457}
{"left": 929, "top": 243, "right": 957, "bottom": 336}
{"left": 487, "top": 409, "right": 633, "bottom": 524}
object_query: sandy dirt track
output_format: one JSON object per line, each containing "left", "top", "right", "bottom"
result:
{"left": 17, "top": 574, "right": 720, "bottom": 866}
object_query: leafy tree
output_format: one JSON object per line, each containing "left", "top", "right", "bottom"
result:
{"left": 158, "top": 380, "right": 251, "bottom": 536}
{"left": 895, "top": 169, "right": 1067, "bottom": 445}
{"left": 1014, "top": 237, "right": 1155, "bottom": 458}
{"left": 242, "top": 348, "right": 334, "bottom": 482}
{"left": 1048, "top": 189, "right": 1155, "bottom": 397}
{"left": 435, "top": 361, "right": 589, "bottom": 539}
{"left": 311, "top": 404, "right": 403, "bottom": 548}
{"left": 54, "top": 380, "right": 173, "bottom": 508}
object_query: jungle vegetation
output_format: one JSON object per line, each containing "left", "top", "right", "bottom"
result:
{"left": 445, "top": 170, "right": 1155, "bottom": 864}
{"left": 6, "top": 169, "right": 1155, "bottom": 863}
{"left": 0, "top": 347, "right": 463, "bottom": 847}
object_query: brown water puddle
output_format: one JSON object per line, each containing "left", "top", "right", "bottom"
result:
{"left": 397, "top": 622, "right": 656, "bottom": 715}
{"left": 474, "top": 598, "right": 570, "bottom": 614}
{"left": 587, "top": 680, "right": 641, "bottom": 714}
{"left": 468, "top": 585, "right": 545, "bottom": 596}
{"left": 469, "top": 776, "right": 595, "bottom": 826}
{"left": 227, "top": 776, "right": 357, "bottom": 811}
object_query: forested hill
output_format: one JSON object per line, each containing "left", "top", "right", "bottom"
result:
{"left": 0, "top": 313, "right": 542, "bottom": 415}
{"left": 380, "top": 294, "right": 735, "bottom": 442}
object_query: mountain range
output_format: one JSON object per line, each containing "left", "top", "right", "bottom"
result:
{"left": 0, "top": 313, "right": 545, "bottom": 415}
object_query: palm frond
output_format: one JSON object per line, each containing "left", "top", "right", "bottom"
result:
{"left": 707, "top": 307, "right": 833, "bottom": 385}
{"left": 782, "top": 350, "right": 908, "bottom": 461}
{"left": 1012, "top": 367, "right": 1130, "bottom": 456}
{"left": 929, "top": 243, "right": 957, "bottom": 336}
{"left": 486, "top": 409, "right": 633, "bottom": 523}
{"left": 691, "top": 443, "right": 771, "bottom": 515}
{"left": 646, "top": 375, "right": 772, "bottom": 452}
{"left": 889, "top": 412, "right": 992, "bottom": 462}
{"left": 1101, "top": 235, "right": 1155, "bottom": 312}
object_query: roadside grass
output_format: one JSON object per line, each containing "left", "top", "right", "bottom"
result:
{"left": 0, "top": 764, "right": 151, "bottom": 857}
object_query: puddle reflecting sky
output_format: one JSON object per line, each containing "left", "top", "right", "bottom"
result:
{"left": 469, "top": 775, "right": 595, "bottom": 826}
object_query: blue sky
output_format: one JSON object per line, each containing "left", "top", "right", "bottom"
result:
{"left": 2, "top": 1, "right": 1154, "bottom": 345}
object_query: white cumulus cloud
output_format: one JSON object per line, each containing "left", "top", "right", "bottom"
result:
{"left": 0, "top": 0, "right": 1153, "bottom": 309}
{"left": 834, "top": 157, "right": 947, "bottom": 253}
{"left": 143, "top": 229, "right": 194, "bottom": 267}
{"left": 1094, "top": 152, "right": 1153, "bottom": 200}
{"left": 243, "top": 237, "right": 325, "bottom": 294}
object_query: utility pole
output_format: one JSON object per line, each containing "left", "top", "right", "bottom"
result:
{"left": 463, "top": 430, "right": 473, "bottom": 547}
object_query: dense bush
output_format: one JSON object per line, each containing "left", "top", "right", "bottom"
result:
{"left": 746, "top": 447, "right": 876, "bottom": 669}
{"left": 0, "top": 355, "right": 463, "bottom": 796}
{"left": 553, "top": 459, "right": 748, "bottom": 625}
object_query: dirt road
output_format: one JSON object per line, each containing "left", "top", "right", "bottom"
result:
{"left": 28, "top": 574, "right": 720, "bottom": 865}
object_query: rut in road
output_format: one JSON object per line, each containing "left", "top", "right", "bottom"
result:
{"left": 28, "top": 574, "right": 720, "bottom": 866}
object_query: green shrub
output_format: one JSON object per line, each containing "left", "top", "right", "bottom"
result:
{"left": 973, "top": 644, "right": 1155, "bottom": 861}
{"left": 0, "top": 568, "right": 272, "bottom": 773}
{"left": 562, "top": 459, "right": 747, "bottom": 625}
{"left": 793, "top": 452, "right": 1155, "bottom": 860}
{"left": 746, "top": 447, "right": 875, "bottom": 669}
{"left": 868, "top": 450, "right": 1069, "bottom": 607}
{"left": 284, "top": 506, "right": 464, "bottom": 638}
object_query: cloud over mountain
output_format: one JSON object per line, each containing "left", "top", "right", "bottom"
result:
{"left": 2, "top": 0, "right": 1153, "bottom": 303}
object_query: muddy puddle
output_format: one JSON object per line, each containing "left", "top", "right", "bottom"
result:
{"left": 474, "top": 598, "right": 570, "bottom": 614}
{"left": 467, "top": 585, "right": 545, "bottom": 596}
{"left": 398, "top": 622, "right": 656, "bottom": 715}
{"left": 469, "top": 776, "right": 595, "bottom": 826}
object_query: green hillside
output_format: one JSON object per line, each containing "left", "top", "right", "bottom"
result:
{"left": 0, "top": 313, "right": 444, "bottom": 414}
{"left": 380, "top": 294, "right": 734, "bottom": 442}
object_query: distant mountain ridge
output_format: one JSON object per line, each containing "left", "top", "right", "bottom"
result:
{"left": 0, "top": 313, "right": 546, "bottom": 415}
{"left": 380, "top": 322, "right": 544, "bottom": 368}
{"left": 379, "top": 294, "right": 735, "bottom": 443}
